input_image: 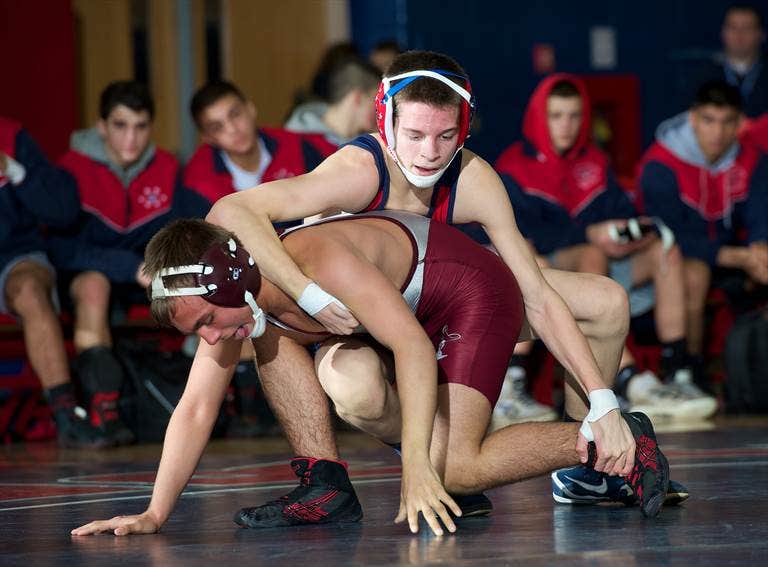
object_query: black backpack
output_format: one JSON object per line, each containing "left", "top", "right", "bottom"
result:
{"left": 115, "top": 339, "right": 231, "bottom": 442}
{"left": 724, "top": 308, "right": 768, "bottom": 413}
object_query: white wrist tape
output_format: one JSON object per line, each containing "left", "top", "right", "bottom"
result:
{"left": 297, "top": 282, "right": 348, "bottom": 316}
{"left": 579, "top": 389, "right": 620, "bottom": 442}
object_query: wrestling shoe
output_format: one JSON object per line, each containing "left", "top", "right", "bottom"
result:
{"left": 551, "top": 465, "right": 689, "bottom": 506}
{"left": 664, "top": 479, "right": 690, "bottom": 505}
{"left": 53, "top": 406, "right": 111, "bottom": 449}
{"left": 622, "top": 411, "right": 670, "bottom": 517}
{"left": 90, "top": 391, "right": 135, "bottom": 446}
{"left": 491, "top": 366, "right": 557, "bottom": 428}
{"left": 551, "top": 465, "right": 635, "bottom": 505}
{"left": 233, "top": 457, "right": 362, "bottom": 528}
{"left": 451, "top": 492, "right": 493, "bottom": 517}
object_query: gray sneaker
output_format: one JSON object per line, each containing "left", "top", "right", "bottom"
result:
{"left": 491, "top": 366, "right": 557, "bottom": 428}
{"left": 628, "top": 370, "right": 717, "bottom": 422}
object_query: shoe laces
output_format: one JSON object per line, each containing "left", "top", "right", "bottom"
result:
{"left": 667, "top": 381, "right": 709, "bottom": 400}
{"left": 646, "top": 384, "right": 687, "bottom": 401}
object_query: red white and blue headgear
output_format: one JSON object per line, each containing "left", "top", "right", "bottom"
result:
{"left": 150, "top": 238, "right": 267, "bottom": 338}
{"left": 374, "top": 69, "right": 475, "bottom": 187}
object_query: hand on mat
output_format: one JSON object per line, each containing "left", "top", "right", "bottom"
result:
{"left": 71, "top": 511, "right": 160, "bottom": 536}
{"left": 314, "top": 302, "right": 359, "bottom": 335}
{"left": 395, "top": 458, "right": 461, "bottom": 536}
{"left": 578, "top": 409, "right": 635, "bottom": 477}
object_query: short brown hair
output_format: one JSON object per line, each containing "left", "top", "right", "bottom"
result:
{"left": 327, "top": 58, "right": 381, "bottom": 104}
{"left": 549, "top": 80, "right": 581, "bottom": 99}
{"left": 144, "top": 219, "right": 236, "bottom": 327}
{"left": 190, "top": 81, "right": 247, "bottom": 129}
{"left": 385, "top": 50, "right": 469, "bottom": 112}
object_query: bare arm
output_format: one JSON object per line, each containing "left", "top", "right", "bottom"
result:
{"left": 206, "top": 146, "right": 380, "bottom": 334}
{"left": 71, "top": 338, "right": 241, "bottom": 536}
{"left": 307, "top": 241, "right": 460, "bottom": 535}
{"left": 455, "top": 155, "right": 607, "bottom": 395}
{"left": 454, "top": 155, "right": 633, "bottom": 475}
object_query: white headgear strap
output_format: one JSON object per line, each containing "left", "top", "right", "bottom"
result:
{"left": 381, "top": 70, "right": 472, "bottom": 152}
{"left": 149, "top": 239, "right": 267, "bottom": 339}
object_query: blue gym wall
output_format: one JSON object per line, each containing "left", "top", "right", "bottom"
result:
{"left": 350, "top": 0, "right": 755, "bottom": 163}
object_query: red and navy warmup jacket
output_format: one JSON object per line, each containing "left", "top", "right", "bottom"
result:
{"left": 183, "top": 127, "right": 334, "bottom": 232}
{"left": 342, "top": 134, "right": 463, "bottom": 223}
{"left": 741, "top": 114, "right": 768, "bottom": 155}
{"left": 48, "top": 145, "right": 208, "bottom": 283}
{"left": 0, "top": 117, "right": 79, "bottom": 269}
{"left": 638, "top": 125, "right": 768, "bottom": 266}
{"left": 494, "top": 74, "right": 636, "bottom": 255}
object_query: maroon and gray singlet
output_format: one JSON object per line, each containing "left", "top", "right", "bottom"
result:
{"left": 269, "top": 211, "right": 524, "bottom": 406}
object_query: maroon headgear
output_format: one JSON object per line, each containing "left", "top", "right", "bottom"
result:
{"left": 150, "top": 238, "right": 261, "bottom": 306}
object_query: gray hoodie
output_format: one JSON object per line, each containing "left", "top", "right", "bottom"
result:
{"left": 284, "top": 102, "right": 347, "bottom": 146}
{"left": 654, "top": 111, "right": 740, "bottom": 174}
{"left": 69, "top": 127, "right": 156, "bottom": 187}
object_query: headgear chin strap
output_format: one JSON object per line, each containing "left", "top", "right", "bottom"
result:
{"left": 375, "top": 69, "right": 475, "bottom": 188}
{"left": 150, "top": 238, "right": 267, "bottom": 339}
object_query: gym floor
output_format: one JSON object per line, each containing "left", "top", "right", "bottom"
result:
{"left": 1, "top": 417, "right": 767, "bottom": 566}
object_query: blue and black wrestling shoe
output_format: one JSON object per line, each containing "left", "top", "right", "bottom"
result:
{"left": 552, "top": 466, "right": 689, "bottom": 506}
{"left": 552, "top": 411, "right": 683, "bottom": 515}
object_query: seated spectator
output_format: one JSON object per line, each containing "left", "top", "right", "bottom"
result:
{"left": 284, "top": 42, "right": 362, "bottom": 122}
{"left": 184, "top": 81, "right": 334, "bottom": 225}
{"left": 285, "top": 57, "right": 380, "bottom": 146}
{"left": 309, "top": 41, "right": 362, "bottom": 103}
{"left": 49, "top": 81, "right": 206, "bottom": 445}
{"left": 496, "top": 75, "right": 716, "bottom": 422}
{"left": 0, "top": 116, "right": 105, "bottom": 448}
{"left": 697, "top": 4, "right": 767, "bottom": 118}
{"left": 368, "top": 39, "right": 402, "bottom": 73}
{"left": 185, "top": 80, "right": 337, "bottom": 434}
{"left": 638, "top": 80, "right": 768, "bottom": 386}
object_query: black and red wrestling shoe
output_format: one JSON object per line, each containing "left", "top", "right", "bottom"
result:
{"left": 233, "top": 457, "right": 363, "bottom": 528}
{"left": 621, "top": 411, "right": 670, "bottom": 518}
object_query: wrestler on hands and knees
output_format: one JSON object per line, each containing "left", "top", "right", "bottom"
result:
{"left": 72, "top": 210, "right": 669, "bottom": 538}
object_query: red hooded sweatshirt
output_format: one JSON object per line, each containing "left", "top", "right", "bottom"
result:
{"left": 495, "top": 73, "right": 635, "bottom": 254}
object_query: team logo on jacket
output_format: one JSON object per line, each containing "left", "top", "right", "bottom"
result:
{"left": 138, "top": 186, "right": 169, "bottom": 209}
{"left": 572, "top": 162, "right": 603, "bottom": 192}
{"left": 724, "top": 164, "right": 748, "bottom": 200}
